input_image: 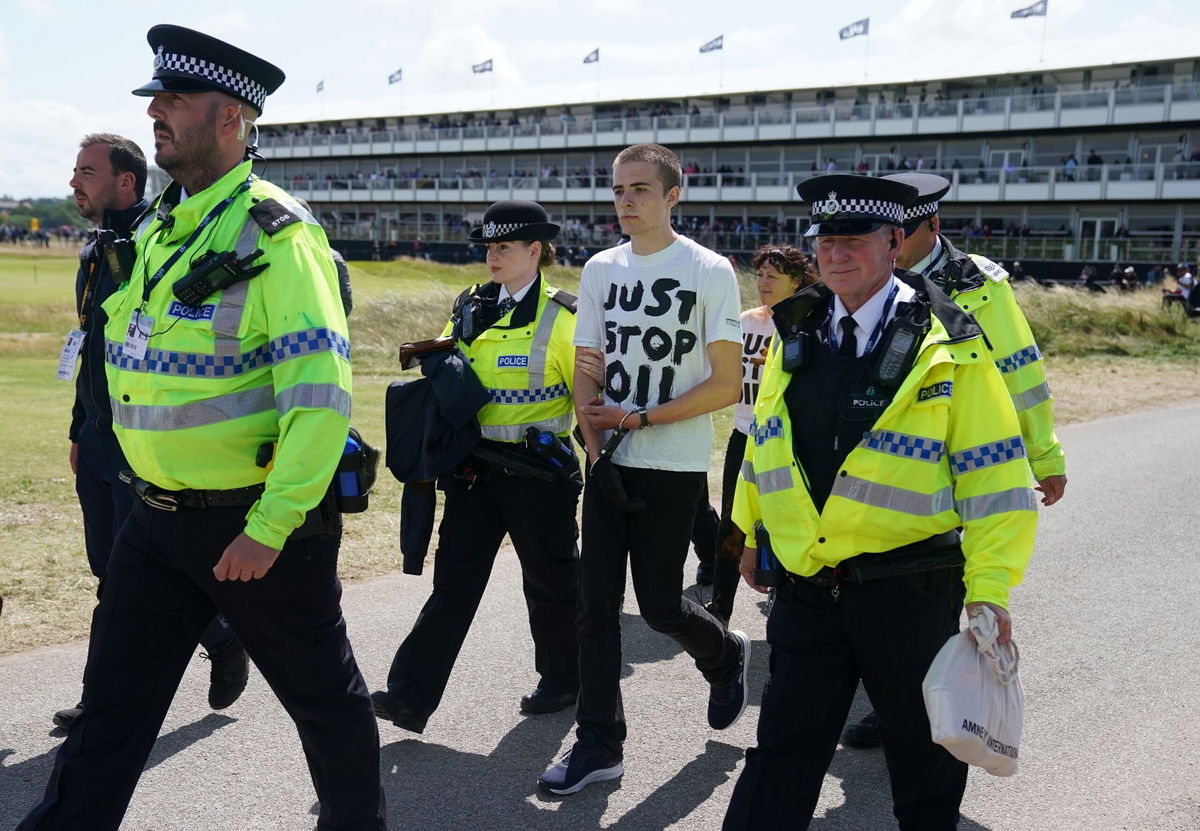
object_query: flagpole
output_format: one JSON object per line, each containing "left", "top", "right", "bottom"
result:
{"left": 1039, "top": 11, "right": 1048, "bottom": 63}
{"left": 864, "top": 33, "right": 870, "bottom": 78}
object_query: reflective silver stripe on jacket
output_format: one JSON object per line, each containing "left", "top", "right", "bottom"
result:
{"left": 276, "top": 383, "right": 352, "bottom": 418}
{"left": 755, "top": 466, "right": 793, "bottom": 496}
{"left": 480, "top": 412, "right": 574, "bottom": 442}
{"left": 741, "top": 459, "right": 757, "bottom": 486}
{"left": 526, "top": 296, "right": 564, "bottom": 388}
{"left": 832, "top": 473, "right": 956, "bottom": 516}
{"left": 1011, "top": 381, "right": 1052, "bottom": 411}
{"left": 956, "top": 487, "right": 1038, "bottom": 521}
{"left": 211, "top": 217, "right": 262, "bottom": 340}
{"left": 110, "top": 385, "right": 274, "bottom": 431}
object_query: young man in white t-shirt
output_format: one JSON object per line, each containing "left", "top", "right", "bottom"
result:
{"left": 537, "top": 143, "right": 749, "bottom": 796}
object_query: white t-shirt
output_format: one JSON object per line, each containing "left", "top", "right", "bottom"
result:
{"left": 1179, "top": 271, "right": 1195, "bottom": 299}
{"left": 574, "top": 235, "right": 742, "bottom": 471}
{"left": 735, "top": 307, "right": 775, "bottom": 435}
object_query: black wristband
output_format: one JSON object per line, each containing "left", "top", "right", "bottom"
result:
{"left": 637, "top": 407, "right": 651, "bottom": 429}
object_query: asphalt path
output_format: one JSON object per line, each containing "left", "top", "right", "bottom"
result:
{"left": 2, "top": 401, "right": 1198, "bottom": 830}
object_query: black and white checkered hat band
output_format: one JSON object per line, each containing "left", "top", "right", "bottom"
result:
{"left": 810, "top": 196, "right": 904, "bottom": 225}
{"left": 156, "top": 49, "right": 267, "bottom": 110}
{"left": 482, "top": 221, "right": 531, "bottom": 238}
{"left": 903, "top": 201, "right": 939, "bottom": 222}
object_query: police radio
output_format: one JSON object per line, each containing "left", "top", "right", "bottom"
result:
{"left": 870, "top": 301, "right": 928, "bottom": 388}
{"left": 96, "top": 229, "right": 135, "bottom": 283}
{"left": 172, "top": 248, "right": 268, "bottom": 308}
{"left": 780, "top": 329, "right": 812, "bottom": 372}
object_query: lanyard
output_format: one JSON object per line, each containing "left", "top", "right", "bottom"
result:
{"left": 139, "top": 178, "right": 251, "bottom": 306}
{"left": 78, "top": 251, "right": 98, "bottom": 328}
{"left": 828, "top": 281, "right": 899, "bottom": 357}
{"left": 921, "top": 244, "right": 948, "bottom": 276}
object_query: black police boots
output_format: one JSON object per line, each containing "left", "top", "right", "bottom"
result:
{"left": 842, "top": 710, "right": 882, "bottom": 748}
{"left": 204, "top": 638, "right": 249, "bottom": 710}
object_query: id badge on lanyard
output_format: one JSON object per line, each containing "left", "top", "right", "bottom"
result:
{"left": 123, "top": 309, "right": 154, "bottom": 361}
{"left": 56, "top": 329, "right": 85, "bottom": 380}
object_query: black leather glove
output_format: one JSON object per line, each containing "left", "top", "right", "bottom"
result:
{"left": 588, "top": 455, "right": 645, "bottom": 512}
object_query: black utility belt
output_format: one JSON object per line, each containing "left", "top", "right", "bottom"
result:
{"left": 120, "top": 470, "right": 264, "bottom": 511}
{"left": 791, "top": 530, "right": 963, "bottom": 586}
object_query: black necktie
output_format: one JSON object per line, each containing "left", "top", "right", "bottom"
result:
{"left": 838, "top": 316, "right": 858, "bottom": 358}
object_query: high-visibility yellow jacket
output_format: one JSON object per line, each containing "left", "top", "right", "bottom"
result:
{"left": 444, "top": 277, "right": 577, "bottom": 443}
{"left": 935, "top": 237, "right": 1065, "bottom": 480}
{"left": 733, "top": 276, "right": 1038, "bottom": 608}
{"left": 102, "top": 160, "right": 350, "bottom": 550}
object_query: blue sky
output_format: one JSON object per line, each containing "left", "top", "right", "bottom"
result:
{"left": 2, "top": 0, "right": 1196, "bottom": 197}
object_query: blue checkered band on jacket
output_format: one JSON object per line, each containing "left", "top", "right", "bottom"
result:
{"left": 862, "top": 429, "right": 945, "bottom": 463}
{"left": 994, "top": 344, "right": 1042, "bottom": 374}
{"left": 156, "top": 48, "right": 268, "bottom": 110}
{"left": 487, "top": 382, "right": 569, "bottom": 404}
{"left": 751, "top": 415, "right": 785, "bottom": 446}
{"left": 105, "top": 327, "right": 350, "bottom": 377}
{"left": 811, "top": 197, "right": 904, "bottom": 224}
{"left": 902, "top": 201, "right": 940, "bottom": 222}
{"left": 949, "top": 436, "right": 1026, "bottom": 474}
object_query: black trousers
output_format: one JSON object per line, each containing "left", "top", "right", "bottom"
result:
{"left": 709, "top": 429, "right": 748, "bottom": 621}
{"left": 73, "top": 430, "right": 232, "bottom": 647}
{"left": 386, "top": 470, "right": 580, "bottom": 716}
{"left": 73, "top": 424, "right": 132, "bottom": 580}
{"left": 576, "top": 466, "right": 741, "bottom": 758}
{"left": 20, "top": 498, "right": 385, "bottom": 831}
{"left": 724, "top": 567, "right": 967, "bottom": 831}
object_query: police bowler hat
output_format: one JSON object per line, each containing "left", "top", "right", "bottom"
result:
{"left": 884, "top": 172, "right": 951, "bottom": 233}
{"left": 797, "top": 174, "right": 918, "bottom": 238}
{"left": 132, "top": 24, "right": 285, "bottom": 113}
{"left": 468, "top": 201, "right": 560, "bottom": 243}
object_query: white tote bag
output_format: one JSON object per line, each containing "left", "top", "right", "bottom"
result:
{"left": 922, "top": 606, "right": 1024, "bottom": 777}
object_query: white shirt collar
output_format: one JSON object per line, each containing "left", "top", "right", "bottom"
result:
{"left": 499, "top": 276, "right": 537, "bottom": 304}
{"left": 830, "top": 274, "right": 916, "bottom": 357}
{"left": 909, "top": 238, "right": 945, "bottom": 276}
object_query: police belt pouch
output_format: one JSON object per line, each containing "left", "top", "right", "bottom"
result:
{"left": 334, "top": 427, "right": 380, "bottom": 513}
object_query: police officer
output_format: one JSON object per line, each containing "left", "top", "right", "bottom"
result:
{"left": 371, "top": 200, "right": 581, "bottom": 733}
{"left": 20, "top": 25, "right": 384, "bottom": 830}
{"left": 723, "top": 174, "right": 1038, "bottom": 830}
{"left": 842, "top": 170, "right": 1068, "bottom": 750}
{"left": 56, "top": 132, "right": 247, "bottom": 731}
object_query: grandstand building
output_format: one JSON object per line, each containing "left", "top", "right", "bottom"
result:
{"left": 246, "top": 58, "right": 1200, "bottom": 273}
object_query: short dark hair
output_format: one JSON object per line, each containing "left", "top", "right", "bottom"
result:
{"left": 80, "top": 133, "right": 148, "bottom": 199}
{"left": 613, "top": 143, "right": 682, "bottom": 193}
{"left": 751, "top": 245, "right": 817, "bottom": 289}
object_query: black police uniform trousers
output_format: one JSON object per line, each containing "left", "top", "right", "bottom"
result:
{"left": 73, "top": 426, "right": 232, "bottom": 649}
{"left": 19, "top": 496, "right": 386, "bottom": 831}
{"left": 576, "top": 466, "right": 742, "bottom": 759}
{"left": 723, "top": 566, "right": 968, "bottom": 831}
{"left": 386, "top": 466, "right": 581, "bottom": 718}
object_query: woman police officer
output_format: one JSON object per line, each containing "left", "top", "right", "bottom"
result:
{"left": 372, "top": 201, "right": 582, "bottom": 731}
{"left": 706, "top": 245, "right": 817, "bottom": 626}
